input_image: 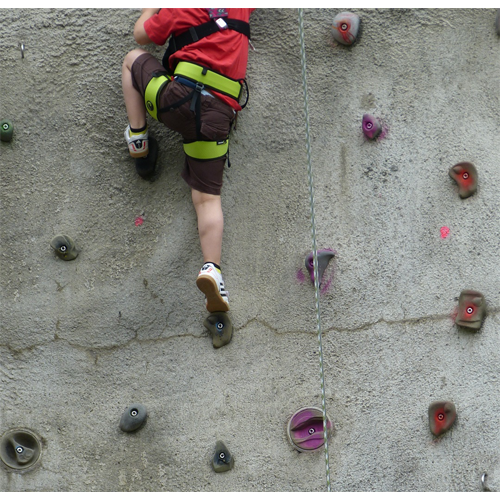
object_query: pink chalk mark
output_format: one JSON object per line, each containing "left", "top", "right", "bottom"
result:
{"left": 296, "top": 268, "right": 305, "bottom": 284}
{"left": 135, "top": 216, "right": 144, "bottom": 227}
{"left": 440, "top": 226, "right": 450, "bottom": 239}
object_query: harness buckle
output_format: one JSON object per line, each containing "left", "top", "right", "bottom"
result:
{"left": 195, "top": 82, "right": 205, "bottom": 93}
{"left": 215, "top": 18, "right": 228, "bottom": 30}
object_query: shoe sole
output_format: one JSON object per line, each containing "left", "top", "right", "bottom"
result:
{"left": 196, "top": 275, "right": 229, "bottom": 312}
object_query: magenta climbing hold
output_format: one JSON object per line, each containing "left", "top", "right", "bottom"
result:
{"left": 331, "top": 12, "right": 360, "bottom": 46}
{"left": 362, "top": 114, "right": 382, "bottom": 140}
{"left": 456, "top": 290, "right": 486, "bottom": 330}
{"left": 449, "top": 162, "right": 478, "bottom": 199}
{"left": 287, "top": 407, "right": 333, "bottom": 452}
{"left": 305, "top": 249, "right": 335, "bottom": 286}
{"left": 428, "top": 401, "right": 456, "bottom": 437}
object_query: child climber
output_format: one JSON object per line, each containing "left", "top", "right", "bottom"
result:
{"left": 121, "top": 8, "right": 253, "bottom": 313}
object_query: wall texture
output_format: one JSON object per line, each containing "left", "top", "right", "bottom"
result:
{"left": 1, "top": 8, "right": 500, "bottom": 492}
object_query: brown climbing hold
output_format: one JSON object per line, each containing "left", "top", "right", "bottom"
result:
{"left": 456, "top": 290, "right": 486, "bottom": 330}
{"left": 428, "top": 401, "right": 456, "bottom": 437}
{"left": 449, "top": 162, "right": 478, "bottom": 199}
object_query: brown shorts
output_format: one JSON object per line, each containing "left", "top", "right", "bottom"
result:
{"left": 131, "top": 52, "right": 235, "bottom": 196}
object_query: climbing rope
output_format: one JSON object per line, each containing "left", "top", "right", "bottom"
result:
{"left": 297, "top": 8, "right": 331, "bottom": 492}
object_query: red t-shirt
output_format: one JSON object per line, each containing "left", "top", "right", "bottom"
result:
{"left": 144, "top": 8, "right": 254, "bottom": 110}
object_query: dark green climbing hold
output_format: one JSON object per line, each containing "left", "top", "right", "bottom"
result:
{"left": 212, "top": 441, "right": 234, "bottom": 473}
{"left": 119, "top": 404, "right": 148, "bottom": 432}
{"left": 50, "top": 235, "right": 79, "bottom": 261}
{"left": 0, "top": 120, "right": 13, "bottom": 142}
{"left": 204, "top": 312, "right": 233, "bottom": 348}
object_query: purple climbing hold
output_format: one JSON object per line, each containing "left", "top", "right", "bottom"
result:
{"left": 287, "top": 407, "right": 333, "bottom": 452}
{"left": 305, "top": 249, "right": 335, "bottom": 286}
{"left": 362, "top": 114, "right": 382, "bottom": 140}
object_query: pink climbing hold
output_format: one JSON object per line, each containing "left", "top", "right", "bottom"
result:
{"left": 135, "top": 216, "right": 144, "bottom": 227}
{"left": 440, "top": 226, "right": 450, "bottom": 239}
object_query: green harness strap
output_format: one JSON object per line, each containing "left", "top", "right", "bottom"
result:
{"left": 143, "top": 61, "right": 238, "bottom": 161}
{"left": 183, "top": 139, "right": 229, "bottom": 160}
{"left": 144, "top": 74, "right": 170, "bottom": 121}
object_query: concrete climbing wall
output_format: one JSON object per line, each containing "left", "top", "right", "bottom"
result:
{"left": 1, "top": 7, "right": 500, "bottom": 492}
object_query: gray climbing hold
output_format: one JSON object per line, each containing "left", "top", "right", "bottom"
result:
{"left": 119, "top": 404, "right": 148, "bottom": 432}
{"left": 212, "top": 441, "right": 234, "bottom": 473}
{"left": 0, "top": 429, "right": 42, "bottom": 470}
{"left": 204, "top": 312, "right": 233, "bottom": 348}
{"left": 305, "top": 249, "right": 335, "bottom": 286}
{"left": 51, "top": 234, "right": 79, "bottom": 261}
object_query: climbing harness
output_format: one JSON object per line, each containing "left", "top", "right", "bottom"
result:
{"left": 298, "top": 8, "right": 331, "bottom": 492}
{"left": 143, "top": 8, "right": 251, "bottom": 162}
{"left": 161, "top": 14, "right": 251, "bottom": 70}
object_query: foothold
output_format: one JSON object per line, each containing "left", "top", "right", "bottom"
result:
{"left": 449, "top": 162, "right": 478, "bottom": 199}
{"left": 362, "top": 114, "right": 382, "bottom": 140}
{"left": 0, "top": 429, "right": 42, "bottom": 470}
{"left": 456, "top": 290, "right": 486, "bottom": 330}
{"left": 135, "top": 136, "right": 158, "bottom": 180}
{"left": 204, "top": 312, "right": 233, "bottom": 349}
{"left": 119, "top": 403, "right": 148, "bottom": 432}
{"left": 428, "top": 401, "right": 456, "bottom": 437}
{"left": 331, "top": 12, "right": 360, "bottom": 46}
{"left": 212, "top": 441, "right": 234, "bottom": 473}
{"left": 305, "top": 249, "right": 335, "bottom": 286}
{"left": 287, "top": 407, "right": 333, "bottom": 452}
{"left": 50, "top": 234, "right": 79, "bottom": 261}
{"left": 0, "top": 119, "right": 14, "bottom": 142}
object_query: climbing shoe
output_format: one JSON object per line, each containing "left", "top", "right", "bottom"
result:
{"left": 196, "top": 263, "right": 229, "bottom": 312}
{"left": 124, "top": 125, "right": 149, "bottom": 158}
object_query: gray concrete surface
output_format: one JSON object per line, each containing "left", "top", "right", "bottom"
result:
{"left": 1, "top": 7, "right": 500, "bottom": 492}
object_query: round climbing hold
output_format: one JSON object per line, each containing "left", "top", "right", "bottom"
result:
{"left": 0, "top": 120, "right": 14, "bottom": 142}
{"left": 204, "top": 312, "right": 233, "bottom": 349}
{"left": 362, "top": 114, "right": 382, "bottom": 140}
{"left": 119, "top": 403, "right": 148, "bottom": 432}
{"left": 0, "top": 429, "right": 42, "bottom": 470}
{"left": 50, "top": 235, "right": 79, "bottom": 261}
{"left": 287, "top": 407, "right": 334, "bottom": 452}
{"left": 332, "top": 12, "right": 360, "bottom": 46}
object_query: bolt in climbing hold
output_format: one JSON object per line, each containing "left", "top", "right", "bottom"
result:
{"left": 428, "top": 401, "right": 456, "bottom": 437}
{"left": 212, "top": 441, "right": 234, "bottom": 473}
{"left": 362, "top": 114, "right": 382, "bottom": 140}
{"left": 0, "top": 429, "right": 42, "bottom": 470}
{"left": 204, "top": 312, "right": 233, "bottom": 348}
{"left": 287, "top": 407, "right": 334, "bottom": 452}
{"left": 0, "top": 120, "right": 14, "bottom": 142}
{"left": 449, "top": 162, "right": 478, "bottom": 199}
{"left": 50, "top": 235, "right": 79, "bottom": 261}
{"left": 456, "top": 290, "right": 486, "bottom": 331}
{"left": 119, "top": 404, "right": 148, "bottom": 432}
{"left": 332, "top": 12, "right": 360, "bottom": 46}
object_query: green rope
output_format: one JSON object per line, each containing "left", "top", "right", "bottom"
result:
{"left": 297, "top": 8, "right": 331, "bottom": 492}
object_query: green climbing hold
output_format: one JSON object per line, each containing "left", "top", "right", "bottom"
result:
{"left": 0, "top": 120, "right": 13, "bottom": 142}
{"left": 204, "top": 312, "right": 233, "bottom": 348}
{"left": 50, "top": 235, "right": 79, "bottom": 261}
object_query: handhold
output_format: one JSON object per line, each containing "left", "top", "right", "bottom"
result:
{"left": 135, "top": 136, "right": 158, "bottom": 180}
{"left": 448, "top": 162, "right": 478, "bottom": 199}
{"left": 287, "top": 407, "right": 333, "bottom": 452}
{"left": 0, "top": 429, "right": 42, "bottom": 470}
{"left": 119, "top": 404, "right": 148, "bottom": 432}
{"left": 0, "top": 119, "right": 14, "bottom": 142}
{"left": 456, "top": 290, "right": 486, "bottom": 330}
{"left": 204, "top": 312, "right": 233, "bottom": 348}
{"left": 212, "top": 440, "right": 234, "bottom": 473}
{"left": 428, "top": 401, "right": 456, "bottom": 437}
{"left": 331, "top": 12, "right": 360, "bottom": 46}
{"left": 50, "top": 234, "right": 79, "bottom": 261}
{"left": 362, "top": 114, "right": 382, "bottom": 140}
{"left": 9, "top": 437, "right": 34, "bottom": 464}
{"left": 305, "top": 249, "right": 335, "bottom": 286}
